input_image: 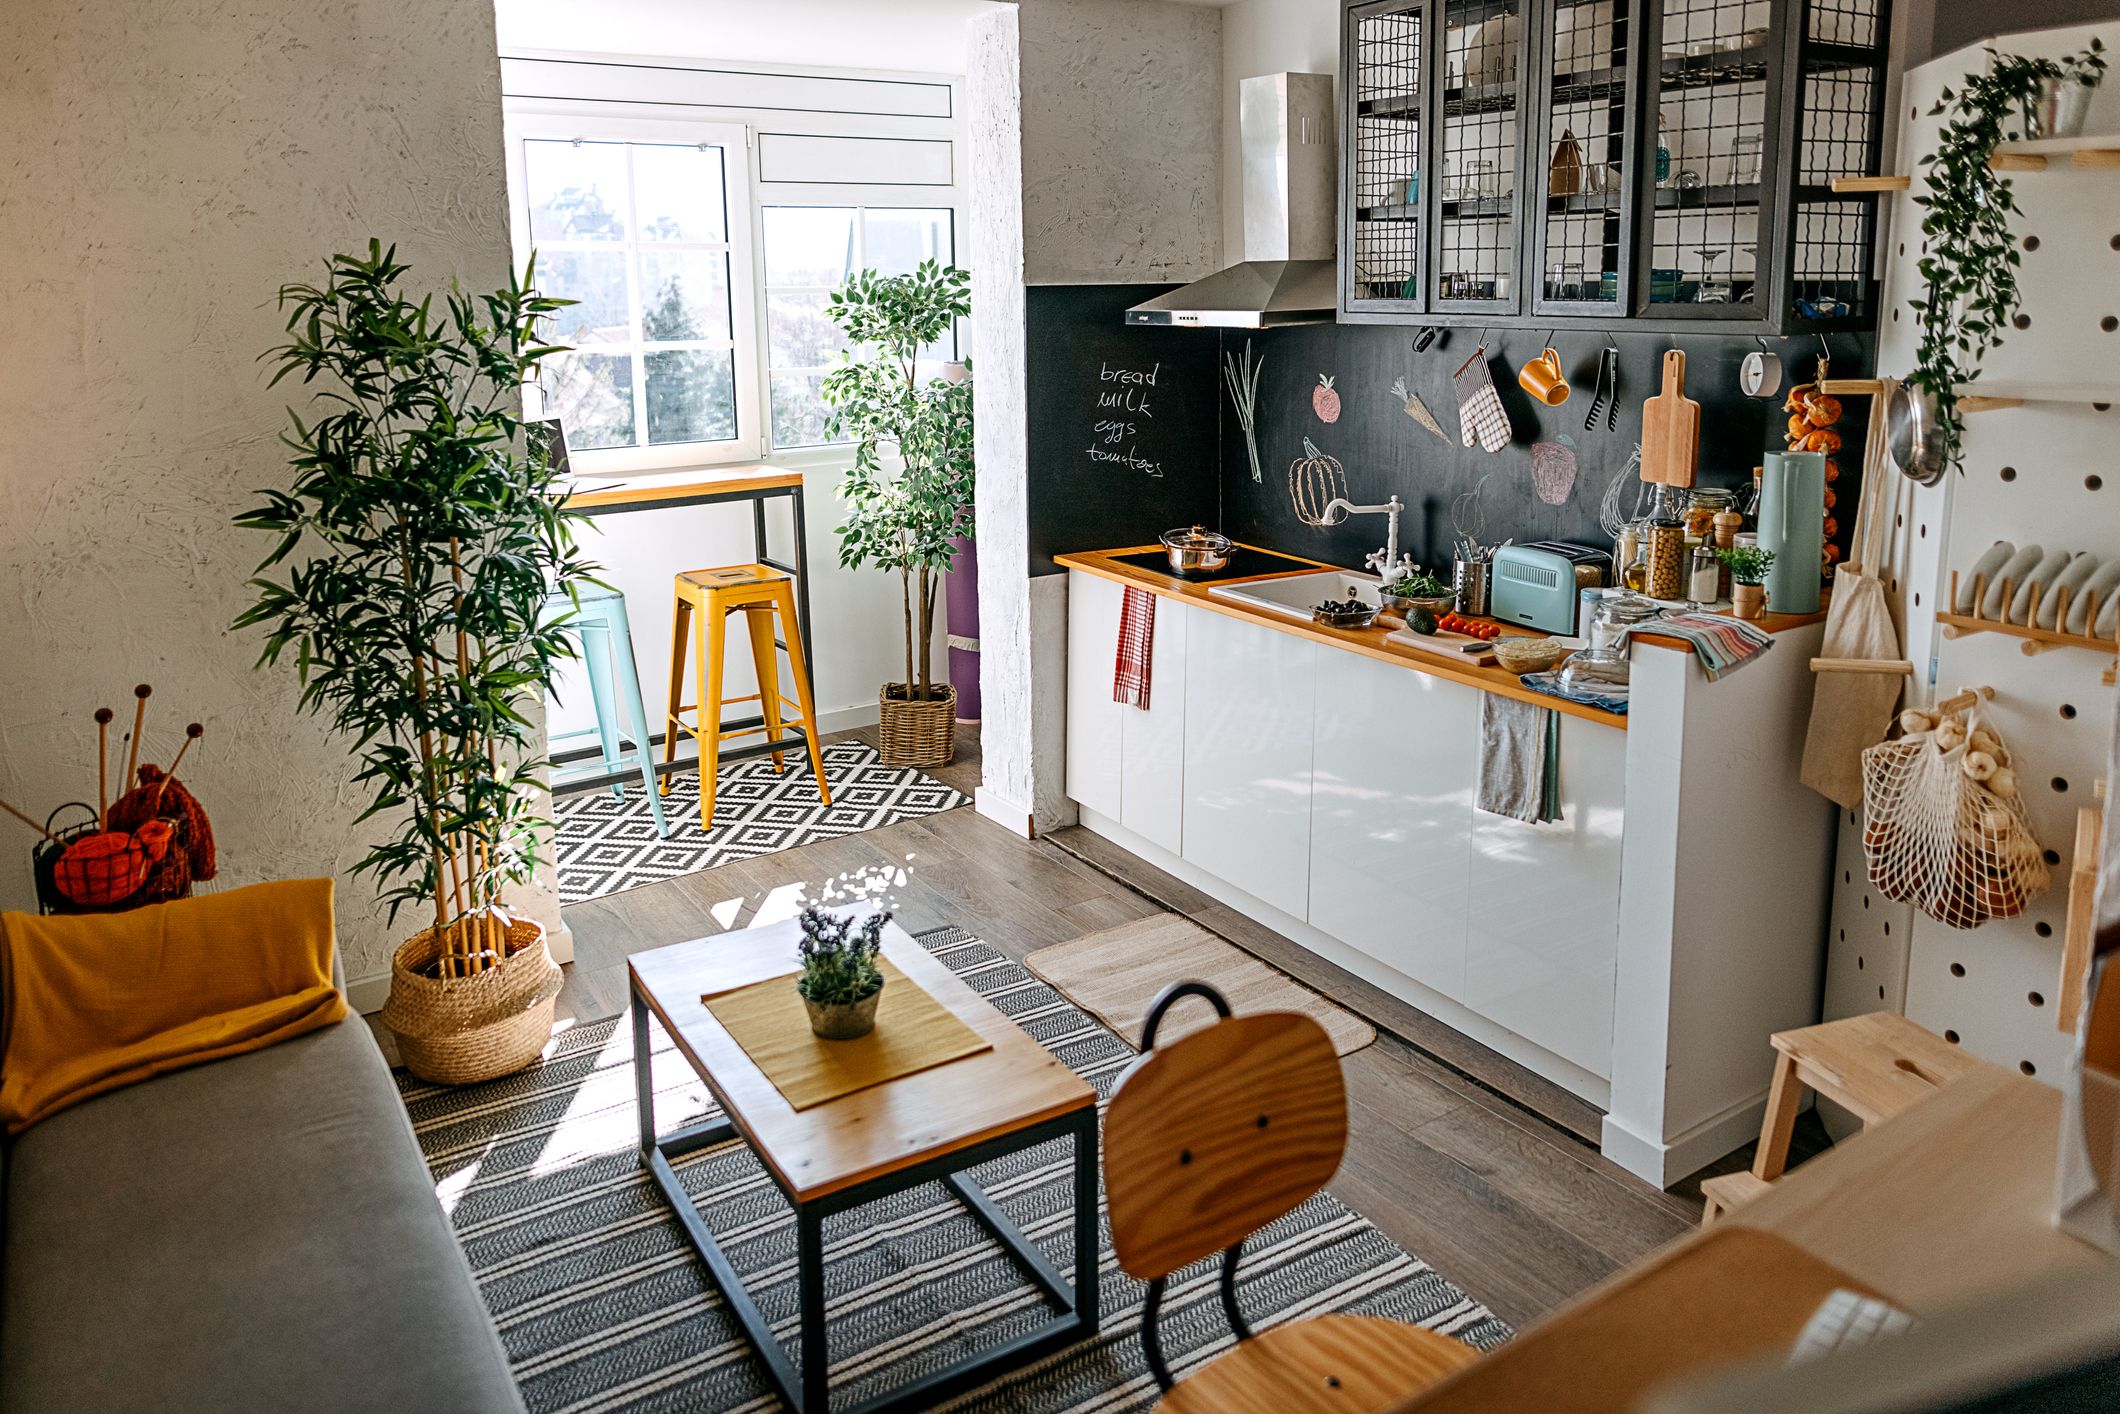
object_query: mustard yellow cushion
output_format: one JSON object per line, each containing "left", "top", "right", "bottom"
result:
{"left": 1, "top": 878, "right": 348, "bottom": 1134}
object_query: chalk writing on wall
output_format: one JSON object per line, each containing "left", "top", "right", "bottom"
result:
{"left": 1087, "top": 361, "right": 1164, "bottom": 477}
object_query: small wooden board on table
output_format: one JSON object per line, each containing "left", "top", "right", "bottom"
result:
{"left": 628, "top": 914, "right": 1100, "bottom": 1414}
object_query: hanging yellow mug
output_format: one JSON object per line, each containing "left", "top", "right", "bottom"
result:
{"left": 1517, "top": 346, "right": 1570, "bottom": 406}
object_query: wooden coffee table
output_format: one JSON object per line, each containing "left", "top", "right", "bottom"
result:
{"left": 628, "top": 915, "right": 1101, "bottom": 1414}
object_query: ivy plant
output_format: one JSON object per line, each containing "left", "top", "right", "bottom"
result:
{"left": 822, "top": 260, "right": 974, "bottom": 703}
{"left": 1909, "top": 39, "right": 2105, "bottom": 471}
{"left": 234, "top": 242, "right": 597, "bottom": 971}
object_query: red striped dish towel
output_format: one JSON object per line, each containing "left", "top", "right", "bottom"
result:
{"left": 1645, "top": 612, "right": 1774, "bottom": 681}
{"left": 1113, "top": 587, "right": 1156, "bottom": 709}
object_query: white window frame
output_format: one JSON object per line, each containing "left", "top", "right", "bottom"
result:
{"left": 502, "top": 58, "right": 968, "bottom": 477}
{"left": 504, "top": 111, "right": 764, "bottom": 473}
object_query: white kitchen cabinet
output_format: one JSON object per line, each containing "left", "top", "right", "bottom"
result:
{"left": 1119, "top": 598, "right": 1188, "bottom": 855}
{"left": 1463, "top": 712, "right": 1628, "bottom": 1079}
{"left": 1064, "top": 570, "right": 1125, "bottom": 823}
{"left": 1182, "top": 608, "right": 1317, "bottom": 920}
{"left": 1308, "top": 647, "right": 1477, "bottom": 1002}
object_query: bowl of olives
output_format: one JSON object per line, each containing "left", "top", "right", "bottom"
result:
{"left": 1311, "top": 597, "right": 1380, "bottom": 630}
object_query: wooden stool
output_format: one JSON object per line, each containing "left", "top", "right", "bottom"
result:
{"left": 664, "top": 564, "right": 830, "bottom": 831}
{"left": 1699, "top": 1011, "right": 1986, "bottom": 1225}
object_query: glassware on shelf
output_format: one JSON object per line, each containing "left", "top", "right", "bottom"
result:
{"left": 1695, "top": 248, "right": 1731, "bottom": 303}
{"left": 1655, "top": 112, "right": 1671, "bottom": 186}
{"left": 1731, "top": 131, "right": 1764, "bottom": 186}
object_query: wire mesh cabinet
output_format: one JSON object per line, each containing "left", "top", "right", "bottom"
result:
{"left": 1339, "top": 0, "right": 1889, "bottom": 332}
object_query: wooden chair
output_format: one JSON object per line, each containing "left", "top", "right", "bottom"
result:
{"left": 1699, "top": 1010, "right": 1988, "bottom": 1225}
{"left": 664, "top": 564, "right": 830, "bottom": 831}
{"left": 1103, "top": 983, "right": 1478, "bottom": 1413}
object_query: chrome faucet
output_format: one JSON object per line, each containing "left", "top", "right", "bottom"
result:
{"left": 1322, "top": 494, "right": 1414, "bottom": 582}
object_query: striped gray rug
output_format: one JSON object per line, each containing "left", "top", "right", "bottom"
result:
{"left": 398, "top": 926, "right": 1511, "bottom": 1412}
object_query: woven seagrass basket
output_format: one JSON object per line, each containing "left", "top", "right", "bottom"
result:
{"left": 877, "top": 683, "right": 956, "bottom": 769}
{"left": 380, "top": 913, "right": 561, "bottom": 1085}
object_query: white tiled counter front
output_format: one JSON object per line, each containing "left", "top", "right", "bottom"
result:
{"left": 1061, "top": 557, "right": 1837, "bottom": 1187}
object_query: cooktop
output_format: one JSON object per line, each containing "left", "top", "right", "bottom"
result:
{"left": 1109, "top": 546, "right": 1324, "bottom": 583}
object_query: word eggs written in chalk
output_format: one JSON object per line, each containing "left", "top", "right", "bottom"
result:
{"left": 1088, "top": 361, "right": 1165, "bottom": 478}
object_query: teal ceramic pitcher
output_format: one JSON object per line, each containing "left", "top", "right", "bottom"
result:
{"left": 1759, "top": 450, "right": 1826, "bottom": 614}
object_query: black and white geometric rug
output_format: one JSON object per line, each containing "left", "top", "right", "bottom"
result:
{"left": 554, "top": 739, "right": 967, "bottom": 906}
{"left": 398, "top": 925, "right": 1510, "bottom": 1413}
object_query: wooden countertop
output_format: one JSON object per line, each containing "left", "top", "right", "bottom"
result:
{"left": 1059, "top": 545, "right": 1829, "bottom": 732}
{"left": 556, "top": 465, "right": 803, "bottom": 512}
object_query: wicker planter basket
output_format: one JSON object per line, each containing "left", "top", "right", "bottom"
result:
{"left": 877, "top": 683, "right": 956, "bottom": 768}
{"left": 379, "top": 913, "right": 561, "bottom": 1085}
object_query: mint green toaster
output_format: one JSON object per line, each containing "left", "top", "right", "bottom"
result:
{"left": 1491, "top": 542, "right": 1609, "bottom": 635}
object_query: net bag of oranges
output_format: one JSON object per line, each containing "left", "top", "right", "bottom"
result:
{"left": 1860, "top": 696, "right": 2048, "bottom": 928}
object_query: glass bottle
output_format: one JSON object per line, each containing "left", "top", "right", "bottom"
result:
{"left": 1655, "top": 113, "right": 1672, "bottom": 187}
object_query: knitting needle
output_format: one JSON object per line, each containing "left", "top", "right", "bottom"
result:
{"left": 151, "top": 724, "right": 205, "bottom": 813}
{"left": 124, "top": 684, "right": 152, "bottom": 793}
{"left": 94, "top": 707, "right": 114, "bottom": 825}
{"left": 0, "top": 798, "right": 57, "bottom": 842}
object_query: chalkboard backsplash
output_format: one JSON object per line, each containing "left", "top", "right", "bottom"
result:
{"left": 1022, "top": 284, "right": 1870, "bottom": 579}
{"left": 1218, "top": 323, "right": 1872, "bottom": 575}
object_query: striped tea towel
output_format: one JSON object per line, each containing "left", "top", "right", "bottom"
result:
{"left": 1644, "top": 611, "right": 1774, "bottom": 681}
{"left": 1113, "top": 586, "right": 1156, "bottom": 709}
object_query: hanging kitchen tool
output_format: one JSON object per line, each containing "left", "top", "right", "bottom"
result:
{"left": 1884, "top": 381, "right": 1947, "bottom": 486}
{"left": 1740, "top": 337, "right": 1783, "bottom": 398}
{"left": 1639, "top": 349, "right": 1700, "bottom": 488}
{"left": 1583, "top": 345, "right": 1618, "bottom": 431}
{"left": 1802, "top": 377, "right": 1910, "bottom": 808}
{"left": 1390, "top": 376, "right": 1449, "bottom": 441}
{"left": 1452, "top": 336, "right": 1512, "bottom": 453}
{"left": 1289, "top": 438, "right": 1349, "bottom": 527}
{"left": 1598, "top": 445, "right": 1648, "bottom": 540}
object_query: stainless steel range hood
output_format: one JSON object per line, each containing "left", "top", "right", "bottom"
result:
{"left": 1126, "top": 72, "right": 1337, "bottom": 329}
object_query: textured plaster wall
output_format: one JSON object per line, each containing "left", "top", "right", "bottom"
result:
{"left": 969, "top": 0, "right": 1223, "bottom": 833}
{"left": 0, "top": 0, "right": 553, "bottom": 992}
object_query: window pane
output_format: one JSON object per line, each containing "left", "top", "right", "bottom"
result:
{"left": 536, "top": 249, "right": 630, "bottom": 345}
{"left": 541, "top": 352, "right": 635, "bottom": 450}
{"left": 645, "top": 348, "right": 736, "bottom": 445}
{"left": 763, "top": 207, "right": 857, "bottom": 286}
{"left": 633, "top": 143, "right": 727, "bottom": 243}
{"left": 524, "top": 140, "right": 628, "bottom": 242}
{"left": 771, "top": 373, "right": 840, "bottom": 449}
{"left": 639, "top": 250, "right": 731, "bottom": 342}
{"left": 767, "top": 291, "right": 849, "bottom": 368}
{"left": 863, "top": 208, "right": 952, "bottom": 276}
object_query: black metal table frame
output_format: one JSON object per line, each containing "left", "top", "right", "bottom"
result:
{"left": 632, "top": 986, "right": 1102, "bottom": 1414}
{"left": 553, "top": 478, "right": 815, "bottom": 797}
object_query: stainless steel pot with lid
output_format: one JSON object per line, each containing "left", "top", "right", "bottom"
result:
{"left": 1160, "top": 525, "right": 1233, "bottom": 574}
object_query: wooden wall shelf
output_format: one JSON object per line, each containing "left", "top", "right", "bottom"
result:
{"left": 2059, "top": 805, "right": 2103, "bottom": 1034}
{"left": 1991, "top": 134, "right": 2120, "bottom": 171}
{"left": 1941, "top": 570, "right": 2120, "bottom": 661}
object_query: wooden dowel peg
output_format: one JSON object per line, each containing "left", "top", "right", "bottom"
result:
{"left": 1934, "top": 685, "right": 1996, "bottom": 715}
{"left": 1817, "top": 378, "right": 1886, "bottom": 396}
{"left": 1811, "top": 657, "right": 1915, "bottom": 674}
{"left": 124, "top": 684, "right": 151, "bottom": 794}
{"left": 1989, "top": 152, "right": 2049, "bottom": 172}
{"left": 2072, "top": 148, "right": 2120, "bottom": 169}
{"left": 1830, "top": 175, "right": 1911, "bottom": 192}
{"left": 0, "top": 798, "right": 58, "bottom": 842}
{"left": 1959, "top": 395, "right": 2026, "bottom": 414}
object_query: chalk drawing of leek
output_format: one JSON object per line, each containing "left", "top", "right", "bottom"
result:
{"left": 1223, "top": 341, "right": 1265, "bottom": 483}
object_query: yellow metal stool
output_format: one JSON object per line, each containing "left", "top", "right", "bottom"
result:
{"left": 663, "top": 564, "right": 831, "bottom": 831}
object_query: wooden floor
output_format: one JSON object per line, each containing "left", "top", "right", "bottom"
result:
{"left": 379, "top": 721, "right": 1828, "bottom": 1331}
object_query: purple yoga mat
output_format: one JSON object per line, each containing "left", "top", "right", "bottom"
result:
{"left": 944, "top": 535, "right": 980, "bottom": 721}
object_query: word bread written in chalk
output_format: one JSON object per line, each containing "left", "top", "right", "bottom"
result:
{"left": 1088, "top": 362, "right": 1164, "bottom": 477}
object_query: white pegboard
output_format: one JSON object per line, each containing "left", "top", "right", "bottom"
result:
{"left": 1820, "top": 21, "right": 2120, "bottom": 1092}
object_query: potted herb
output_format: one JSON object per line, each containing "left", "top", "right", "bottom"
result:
{"left": 796, "top": 906, "right": 890, "bottom": 1040}
{"left": 235, "top": 242, "right": 594, "bottom": 1085}
{"left": 1909, "top": 40, "right": 2106, "bottom": 472}
{"left": 1716, "top": 545, "right": 1776, "bottom": 620}
{"left": 824, "top": 261, "right": 974, "bottom": 768}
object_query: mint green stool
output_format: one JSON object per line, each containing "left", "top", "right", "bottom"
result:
{"left": 547, "top": 584, "right": 668, "bottom": 837}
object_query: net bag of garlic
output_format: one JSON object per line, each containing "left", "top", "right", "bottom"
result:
{"left": 1859, "top": 700, "right": 2050, "bottom": 928}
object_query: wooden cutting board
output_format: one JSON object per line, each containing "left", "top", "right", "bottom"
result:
{"left": 1640, "top": 349, "right": 1700, "bottom": 487}
{"left": 1384, "top": 624, "right": 1498, "bottom": 665}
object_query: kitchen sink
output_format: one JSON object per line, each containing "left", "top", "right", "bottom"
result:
{"left": 1207, "top": 569, "right": 1381, "bottom": 621}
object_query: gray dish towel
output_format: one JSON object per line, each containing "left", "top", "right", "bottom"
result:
{"left": 1477, "top": 694, "right": 1561, "bottom": 824}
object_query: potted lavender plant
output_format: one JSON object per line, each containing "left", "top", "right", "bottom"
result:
{"left": 796, "top": 906, "right": 890, "bottom": 1040}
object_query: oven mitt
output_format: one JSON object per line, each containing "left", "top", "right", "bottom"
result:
{"left": 1453, "top": 348, "right": 1512, "bottom": 453}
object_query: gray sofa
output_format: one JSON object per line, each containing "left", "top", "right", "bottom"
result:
{"left": 1, "top": 1008, "right": 525, "bottom": 1413}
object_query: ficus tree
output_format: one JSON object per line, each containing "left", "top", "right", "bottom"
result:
{"left": 822, "top": 260, "right": 974, "bottom": 703}
{"left": 234, "top": 241, "right": 597, "bottom": 976}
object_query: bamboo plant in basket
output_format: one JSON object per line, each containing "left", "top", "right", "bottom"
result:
{"left": 823, "top": 260, "right": 974, "bottom": 768}
{"left": 234, "top": 241, "right": 596, "bottom": 1085}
